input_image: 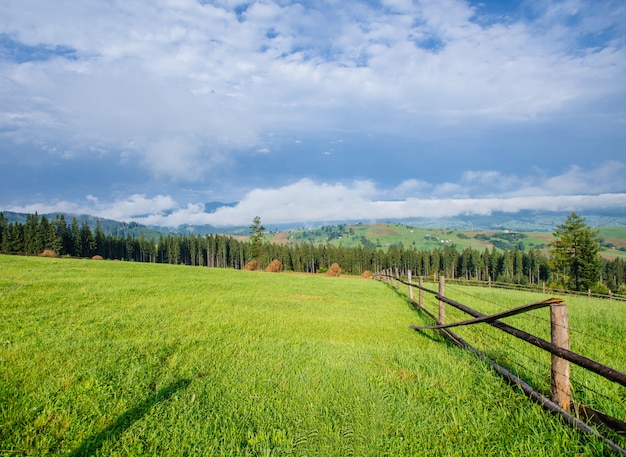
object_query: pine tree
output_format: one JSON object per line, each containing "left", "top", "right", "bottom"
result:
{"left": 80, "top": 220, "right": 96, "bottom": 257}
{"left": 0, "top": 213, "right": 8, "bottom": 249}
{"left": 249, "top": 216, "right": 265, "bottom": 268}
{"left": 94, "top": 220, "right": 106, "bottom": 257}
{"left": 551, "top": 212, "right": 601, "bottom": 291}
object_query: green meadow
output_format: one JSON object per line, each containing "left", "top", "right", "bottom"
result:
{"left": 279, "top": 223, "right": 626, "bottom": 259}
{"left": 0, "top": 255, "right": 623, "bottom": 456}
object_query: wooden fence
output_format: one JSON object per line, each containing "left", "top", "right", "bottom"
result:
{"left": 442, "top": 276, "right": 626, "bottom": 302}
{"left": 376, "top": 270, "right": 626, "bottom": 456}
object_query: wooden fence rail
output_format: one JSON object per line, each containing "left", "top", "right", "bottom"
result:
{"left": 376, "top": 271, "right": 626, "bottom": 456}
{"left": 432, "top": 276, "right": 626, "bottom": 302}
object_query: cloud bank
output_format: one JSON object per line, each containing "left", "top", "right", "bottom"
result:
{"left": 7, "top": 162, "right": 626, "bottom": 227}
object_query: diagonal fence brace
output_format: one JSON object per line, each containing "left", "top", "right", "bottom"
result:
{"left": 410, "top": 297, "right": 562, "bottom": 331}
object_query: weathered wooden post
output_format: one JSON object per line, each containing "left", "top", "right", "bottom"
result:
{"left": 550, "top": 303, "right": 571, "bottom": 412}
{"left": 438, "top": 275, "right": 445, "bottom": 325}
{"left": 395, "top": 267, "right": 400, "bottom": 290}
{"left": 418, "top": 276, "right": 423, "bottom": 310}
{"left": 408, "top": 270, "right": 414, "bottom": 301}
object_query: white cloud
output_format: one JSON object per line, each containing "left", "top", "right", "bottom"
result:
{"left": 1, "top": 0, "right": 624, "bottom": 184}
{"left": 536, "top": 162, "right": 626, "bottom": 196}
{"left": 142, "top": 138, "right": 204, "bottom": 181}
{"left": 97, "top": 194, "right": 180, "bottom": 220}
{"left": 391, "top": 179, "right": 432, "bottom": 198}
{"left": 177, "top": 186, "right": 626, "bottom": 227}
{"left": 6, "top": 194, "right": 179, "bottom": 221}
{"left": 6, "top": 200, "right": 85, "bottom": 216}
{"left": 7, "top": 161, "right": 626, "bottom": 227}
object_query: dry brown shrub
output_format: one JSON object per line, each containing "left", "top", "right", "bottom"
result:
{"left": 92, "top": 255, "right": 104, "bottom": 260}
{"left": 265, "top": 259, "right": 283, "bottom": 273}
{"left": 361, "top": 270, "right": 372, "bottom": 278}
{"left": 39, "top": 250, "right": 57, "bottom": 258}
{"left": 243, "top": 259, "right": 259, "bottom": 271}
{"left": 326, "top": 262, "right": 341, "bottom": 277}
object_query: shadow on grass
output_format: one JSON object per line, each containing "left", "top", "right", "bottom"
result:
{"left": 69, "top": 378, "right": 191, "bottom": 457}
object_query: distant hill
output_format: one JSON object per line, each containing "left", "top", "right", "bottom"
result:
{"left": 275, "top": 222, "right": 626, "bottom": 260}
{"left": 1, "top": 211, "right": 165, "bottom": 239}
{"left": 0, "top": 211, "right": 249, "bottom": 238}
{"left": 377, "top": 209, "right": 626, "bottom": 232}
{"left": 3, "top": 207, "right": 626, "bottom": 242}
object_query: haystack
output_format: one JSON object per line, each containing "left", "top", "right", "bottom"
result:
{"left": 326, "top": 262, "right": 341, "bottom": 277}
{"left": 243, "top": 260, "right": 259, "bottom": 271}
{"left": 265, "top": 259, "right": 283, "bottom": 273}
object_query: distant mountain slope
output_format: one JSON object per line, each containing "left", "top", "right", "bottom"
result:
{"left": 386, "top": 209, "right": 626, "bottom": 232}
{"left": 0, "top": 211, "right": 248, "bottom": 238}
{"left": 1, "top": 211, "right": 164, "bottom": 239}
{"left": 2, "top": 208, "right": 626, "bottom": 239}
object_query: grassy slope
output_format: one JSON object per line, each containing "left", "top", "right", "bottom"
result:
{"left": 274, "top": 224, "right": 626, "bottom": 260}
{"left": 276, "top": 223, "right": 547, "bottom": 250}
{"left": 599, "top": 227, "right": 626, "bottom": 259}
{"left": 0, "top": 255, "right": 620, "bottom": 456}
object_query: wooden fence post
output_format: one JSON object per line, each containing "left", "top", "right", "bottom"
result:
{"left": 438, "top": 276, "right": 445, "bottom": 325}
{"left": 408, "top": 270, "right": 414, "bottom": 301}
{"left": 550, "top": 303, "right": 571, "bottom": 412}
{"left": 395, "top": 267, "right": 400, "bottom": 290}
{"left": 418, "top": 276, "right": 423, "bottom": 310}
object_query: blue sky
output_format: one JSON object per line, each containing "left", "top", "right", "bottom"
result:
{"left": 1, "top": 0, "right": 625, "bottom": 226}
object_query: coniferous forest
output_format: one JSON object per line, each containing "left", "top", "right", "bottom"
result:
{"left": 1, "top": 212, "right": 625, "bottom": 294}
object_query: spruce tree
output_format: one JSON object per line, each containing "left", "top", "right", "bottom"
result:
{"left": 551, "top": 212, "right": 601, "bottom": 291}
{"left": 249, "top": 216, "right": 265, "bottom": 268}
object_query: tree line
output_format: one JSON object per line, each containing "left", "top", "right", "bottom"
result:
{"left": 1, "top": 212, "right": 624, "bottom": 294}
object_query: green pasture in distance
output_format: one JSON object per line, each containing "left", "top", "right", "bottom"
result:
{"left": 279, "top": 223, "right": 626, "bottom": 259}
{"left": 0, "top": 255, "right": 621, "bottom": 456}
{"left": 598, "top": 227, "right": 626, "bottom": 260}
{"left": 282, "top": 223, "right": 555, "bottom": 252}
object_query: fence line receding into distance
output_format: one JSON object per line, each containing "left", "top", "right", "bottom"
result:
{"left": 376, "top": 270, "right": 626, "bottom": 457}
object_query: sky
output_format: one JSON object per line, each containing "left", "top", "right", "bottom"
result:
{"left": 1, "top": 0, "right": 625, "bottom": 227}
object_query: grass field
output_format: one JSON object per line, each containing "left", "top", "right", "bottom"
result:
{"left": 0, "top": 255, "right": 623, "bottom": 456}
